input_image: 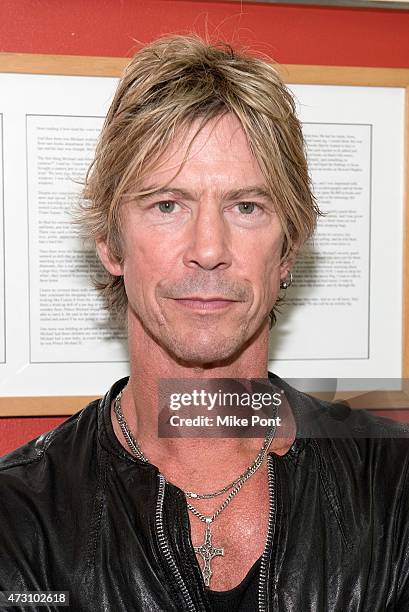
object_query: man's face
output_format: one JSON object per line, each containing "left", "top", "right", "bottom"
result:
{"left": 98, "top": 113, "right": 292, "bottom": 365}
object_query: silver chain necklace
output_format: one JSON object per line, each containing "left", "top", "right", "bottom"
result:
{"left": 113, "top": 388, "right": 277, "bottom": 587}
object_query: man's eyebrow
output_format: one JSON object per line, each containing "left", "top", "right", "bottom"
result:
{"left": 135, "top": 185, "right": 273, "bottom": 202}
{"left": 223, "top": 186, "right": 273, "bottom": 201}
{"left": 136, "top": 187, "right": 195, "bottom": 201}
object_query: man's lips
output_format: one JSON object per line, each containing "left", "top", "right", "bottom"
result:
{"left": 171, "top": 297, "right": 239, "bottom": 310}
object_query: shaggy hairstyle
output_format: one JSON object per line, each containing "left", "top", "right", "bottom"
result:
{"left": 80, "top": 34, "right": 320, "bottom": 326}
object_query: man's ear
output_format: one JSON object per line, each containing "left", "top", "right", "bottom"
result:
{"left": 279, "top": 245, "right": 298, "bottom": 281}
{"left": 96, "top": 239, "right": 123, "bottom": 276}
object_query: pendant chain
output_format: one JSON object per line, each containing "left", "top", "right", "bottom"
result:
{"left": 113, "top": 386, "right": 277, "bottom": 587}
{"left": 113, "top": 388, "right": 276, "bottom": 502}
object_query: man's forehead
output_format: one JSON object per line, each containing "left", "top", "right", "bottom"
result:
{"left": 151, "top": 113, "right": 256, "bottom": 168}
{"left": 129, "top": 113, "right": 267, "bottom": 198}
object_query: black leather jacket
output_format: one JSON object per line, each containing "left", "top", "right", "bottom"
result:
{"left": 1, "top": 374, "right": 409, "bottom": 611}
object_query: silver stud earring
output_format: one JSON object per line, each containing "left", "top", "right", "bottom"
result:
{"left": 280, "top": 271, "right": 293, "bottom": 290}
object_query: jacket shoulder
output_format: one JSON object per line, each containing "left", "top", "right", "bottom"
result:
{"left": 0, "top": 398, "right": 100, "bottom": 471}
{"left": 278, "top": 376, "right": 409, "bottom": 475}
{"left": 295, "top": 391, "right": 409, "bottom": 498}
{"left": 0, "top": 399, "right": 101, "bottom": 591}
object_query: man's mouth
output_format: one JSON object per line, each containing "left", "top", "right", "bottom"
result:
{"left": 171, "top": 297, "right": 239, "bottom": 311}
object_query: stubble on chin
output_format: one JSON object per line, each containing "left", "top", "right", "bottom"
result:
{"left": 153, "top": 317, "right": 260, "bottom": 366}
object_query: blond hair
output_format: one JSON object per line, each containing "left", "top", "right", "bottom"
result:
{"left": 80, "top": 34, "right": 320, "bottom": 325}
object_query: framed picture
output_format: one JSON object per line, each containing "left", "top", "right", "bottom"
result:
{"left": 0, "top": 54, "right": 407, "bottom": 415}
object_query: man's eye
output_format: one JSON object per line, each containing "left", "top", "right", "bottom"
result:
{"left": 156, "top": 201, "right": 177, "bottom": 213}
{"left": 237, "top": 202, "right": 259, "bottom": 214}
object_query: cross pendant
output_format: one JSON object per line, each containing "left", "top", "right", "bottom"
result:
{"left": 194, "top": 522, "right": 224, "bottom": 587}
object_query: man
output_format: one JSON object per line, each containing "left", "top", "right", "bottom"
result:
{"left": 1, "top": 34, "right": 409, "bottom": 612}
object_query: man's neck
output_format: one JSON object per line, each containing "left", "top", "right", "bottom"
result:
{"left": 111, "top": 312, "right": 294, "bottom": 491}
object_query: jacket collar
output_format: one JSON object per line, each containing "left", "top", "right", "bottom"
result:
{"left": 96, "top": 373, "right": 313, "bottom": 467}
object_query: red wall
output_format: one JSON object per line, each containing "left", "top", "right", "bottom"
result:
{"left": 1, "top": 0, "right": 408, "bottom": 456}
{"left": 1, "top": 0, "right": 409, "bottom": 67}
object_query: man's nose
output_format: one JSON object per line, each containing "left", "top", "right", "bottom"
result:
{"left": 183, "top": 205, "right": 232, "bottom": 271}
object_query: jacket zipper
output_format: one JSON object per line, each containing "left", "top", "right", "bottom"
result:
{"left": 258, "top": 454, "right": 277, "bottom": 612}
{"left": 156, "top": 459, "right": 276, "bottom": 612}
{"left": 155, "top": 473, "right": 197, "bottom": 611}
